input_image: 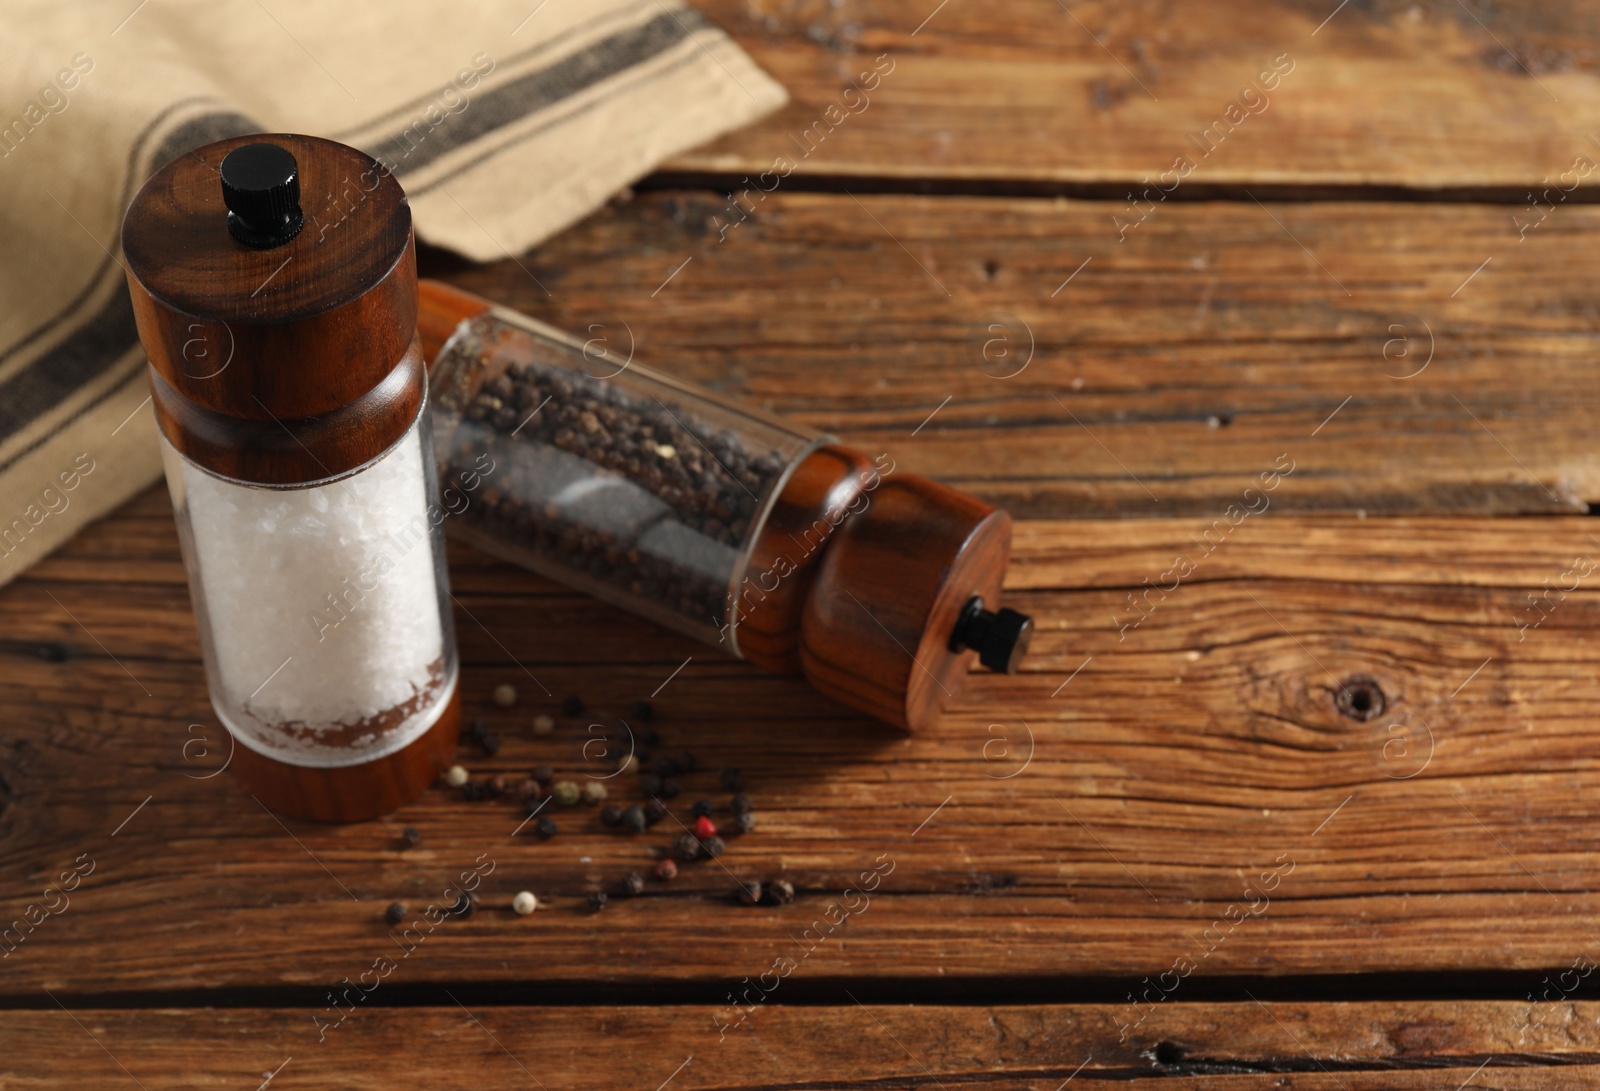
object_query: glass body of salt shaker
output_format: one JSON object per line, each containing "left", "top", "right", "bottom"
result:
{"left": 122, "top": 136, "right": 460, "bottom": 821}
{"left": 419, "top": 282, "right": 1033, "bottom": 731}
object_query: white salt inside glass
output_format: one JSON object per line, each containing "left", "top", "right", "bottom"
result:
{"left": 161, "top": 418, "right": 450, "bottom": 766}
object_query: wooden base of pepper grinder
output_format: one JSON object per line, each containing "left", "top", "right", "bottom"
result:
{"left": 799, "top": 475, "right": 1030, "bottom": 731}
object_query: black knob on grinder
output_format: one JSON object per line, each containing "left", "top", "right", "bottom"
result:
{"left": 220, "top": 142, "right": 304, "bottom": 248}
{"left": 949, "top": 596, "right": 1033, "bottom": 674}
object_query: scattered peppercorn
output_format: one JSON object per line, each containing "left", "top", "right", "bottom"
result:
{"left": 535, "top": 816, "right": 558, "bottom": 840}
{"left": 491, "top": 774, "right": 516, "bottom": 796}
{"left": 512, "top": 891, "right": 538, "bottom": 915}
{"left": 599, "top": 804, "right": 623, "bottom": 827}
{"left": 629, "top": 700, "right": 653, "bottom": 722}
{"left": 620, "top": 872, "right": 646, "bottom": 897}
{"left": 729, "top": 792, "right": 752, "bottom": 816}
{"left": 493, "top": 683, "right": 518, "bottom": 708}
{"left": 587, "top": 891, "right": 608, "bottom": 913}
{"left": 674, "top": 751, "right": 698, "bottom": 774}
{"left": 522, "top": 796, "right": 545, "bottom": 818}
{"left": 450, "top": 891, "right": 474, "bottom": 917}
{"left": 615, "top": 753, "right": 638, "bottom": 775}
{"left": 766, "top": 878, "right": 796, "bottom": 905}
{"left": 385, "top": 901, "right": 407, "bottom": 925}
{"left": 641, "top": 729, "right": 661, "bottom": 748}
{"left": 720, "top": 767, "right": 745, "bottom": 792}
{"left": 675, "top": 833, "right": 702, "bottom": 861}
{"left": 659, "top": 777, "right": 682, "bottom": 799}
{"left": 561, "top": 695, "right": 584, "bottom": 716}
{"left": 655, "top": 858, "right": 679, "bottom": 881}
{"left": 533, "top": 714, "right": 555, "bottom": 736}
{"left": 622, "top": 805, "right": 648, "bottom": 833}
{"left": 691, "top": 800, "right": 714, "bottom": 819}
{"left": 701, "top": 836, "right": 726, "bottom": 859}
{"left": 640, "top": 773, "right": 664, "bottom": 796}
{"left": 532, "top": 765, "right": 554, "bottom": 785}
{"left": 731, "top": 812, "right": 757, "bottom": 835}
{"left": 582, "top": 781, "right": 608, "bottom": 805}
{"left": 520, "top": 779, "right": 543, "bottom": 801}
{"left": 444, "top": 764, "right": 469, "bottom": 788}
{"left": 552, "top": 780, "right": 581, "bottom": 806}
{"left": 465, "top": 719, "right": 500, "bottom": 755}
{"left": 737, "top": 881, "right": 762, "bottom": 906}
{"left": 401, "top": 827, "right": 422, "bottom": 849}
{"left": 643, "top": 798, "right": 669, "bottom": 825}
{"left": 693, "top": 814, "right": 717, "bottom": 839}
{"left": 461, "top": 779, "right": 490, "bottom": 801}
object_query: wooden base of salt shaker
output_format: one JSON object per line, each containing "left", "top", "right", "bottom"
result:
{"left": 227, "top": 682, "right": 462, "bottom": 823}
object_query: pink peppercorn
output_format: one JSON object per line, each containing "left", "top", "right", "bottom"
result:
{"left": 693, "top": 814, "right": 717, "bottom": 839}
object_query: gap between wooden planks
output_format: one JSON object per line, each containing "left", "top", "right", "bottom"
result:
{"left": 7, "top": 500, "right": 1600, "bottom": 992}
{"left": 9, "top": 1002, "right": 1600, "bottom": 1089}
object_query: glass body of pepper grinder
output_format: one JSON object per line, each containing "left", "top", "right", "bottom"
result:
{"left": 121, "top": 135, "right": 460, "bottom": 821}
{"left": 418, "top": 281, "right": 1032, "bottom": 731}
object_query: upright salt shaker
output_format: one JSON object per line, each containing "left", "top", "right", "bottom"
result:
{"left": 418, "top": 282, "right": 1033, "bottom": 731}
{"left": 122, "top": 135, "right": 460, "bottom": 821}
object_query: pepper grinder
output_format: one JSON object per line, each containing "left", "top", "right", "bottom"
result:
{"left": 122, "top": 135, "right": 461, "bottom": 821}
{"left": 418, "top": 282, "right": 1032, "bottom": 730}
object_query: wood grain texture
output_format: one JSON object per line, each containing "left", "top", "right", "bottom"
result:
{"left": 5, "top": 490, "right": 1600, "bottom": 993}
{"left": 671, "top": 0, "right": 1600, "bottom": 190}
{"left": 426, "top": 190, "right": 1600, "bottom": 519}
{"left": 9, "top": 1002, "right": 1600, "bottom": 1090}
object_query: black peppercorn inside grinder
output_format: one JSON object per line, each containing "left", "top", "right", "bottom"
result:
{"left": 418, "top": 281, "right": 1032, "bottom": 731}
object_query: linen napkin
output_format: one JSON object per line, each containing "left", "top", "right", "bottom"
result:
{"left": 0, "top": 0, "right": 784, "bottom": 585}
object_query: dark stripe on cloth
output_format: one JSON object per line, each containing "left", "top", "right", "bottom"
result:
{"left": 0, "top": 111, "right": 258, "bottom": 449}
{"left": 365, "top": 9, "right": 699, "bottom": 178}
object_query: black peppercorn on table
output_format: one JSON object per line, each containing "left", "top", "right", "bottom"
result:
{"left": 10, "top": 1, "right": 1600, "bottom": 1085}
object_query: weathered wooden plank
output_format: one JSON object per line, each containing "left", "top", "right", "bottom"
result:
{"left": 8, "top": 1002, "right": 1600, "bottom": 1090}
{"left": 673, "top": 0, "right": 1600, "bottom": 189}
{"left": 431, "top": 191, "right": 1600, "bottom": 518}
{"left": 6, "top": 494, "right": 1600, "bottom": 992}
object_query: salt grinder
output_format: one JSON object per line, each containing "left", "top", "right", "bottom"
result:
{"left": 418, "top": 282, "right": 1032, "bottom": 731}
{"left": 122, "top": 136, "right": 461, "bottom": 821}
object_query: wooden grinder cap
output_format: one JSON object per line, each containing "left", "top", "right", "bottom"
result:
{"left": 121, "top": 134, "right": 420, "bottom": 485}
{"left": 799, "top": 475, "right": 1032, "bottom": 731}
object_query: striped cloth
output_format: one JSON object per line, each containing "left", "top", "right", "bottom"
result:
{"left": 0, "top": 0, "right": 784, "bottom": 585}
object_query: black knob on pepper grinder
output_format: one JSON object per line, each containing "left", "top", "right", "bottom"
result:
{"left": 950, "top": 597, "right": 1033, "bottom": 675}
{"left": 220, "top": 142, "right": 304, "bottom": 248}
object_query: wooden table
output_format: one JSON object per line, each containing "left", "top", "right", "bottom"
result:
{"left": 9, "top": 1, "right": 1600, "bottom": 1085}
